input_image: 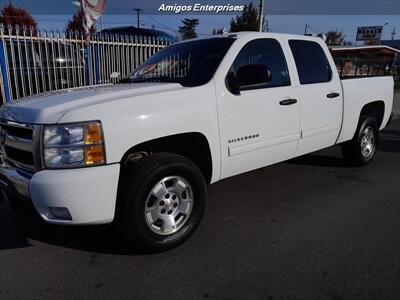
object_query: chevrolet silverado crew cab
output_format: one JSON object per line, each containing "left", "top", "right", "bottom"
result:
{"left": 0, "top": 32, "right": 394, "bottom": 252}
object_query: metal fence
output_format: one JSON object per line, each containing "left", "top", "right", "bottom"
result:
{"left": 2, "top": 28, "right": 399, "bottom": 104}
{"left": 334, "top": 58, "right": 397, "bottom": 78}
{"left": 334, "top": 57, "right": 400, "bottom": 90}
{"left": 0, "top": 27, "right": 172, "bottom": 104}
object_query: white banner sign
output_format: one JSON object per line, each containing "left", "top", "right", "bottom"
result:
{"left": 356, "top": 26, "right": 383, "bottom": 41}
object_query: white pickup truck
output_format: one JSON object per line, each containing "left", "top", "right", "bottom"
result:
{"left": 0, "top": 32, "right": 394, "bottom": 252}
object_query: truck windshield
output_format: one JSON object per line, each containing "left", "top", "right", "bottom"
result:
{"left": 126, "top": 38, "right": 235, "bottom": 87}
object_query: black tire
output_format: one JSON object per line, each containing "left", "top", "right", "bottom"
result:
{"left": 116, "top": 153, "right": 206, "bottom": 253}
{"left": 341, "top": 117, "right": 379, "bottom": 166}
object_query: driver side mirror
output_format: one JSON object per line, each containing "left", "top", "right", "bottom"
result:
{"left": 226, "top": 64, "right": 272, "bottom": 94}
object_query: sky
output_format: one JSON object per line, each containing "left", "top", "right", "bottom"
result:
{"left": 7, "top": 0, "right": 400, "bottom": 15}
{"left": 1, "top": 1, "right": 399, "bottom": 43}
{"left": 32, "top": 14, "right": 399, "bottom": 43}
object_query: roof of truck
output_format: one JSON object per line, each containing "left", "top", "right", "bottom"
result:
{"left": 226, "top": 31, "right": 315, "bottom": 39}
{"left": 176, "top": 31, "right": 324, "bottom": 45}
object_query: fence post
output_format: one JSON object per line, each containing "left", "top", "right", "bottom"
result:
{"left": 86, "top": 43, "right": 93, "bottom": 86}
{"left": 94, "top": 44, "right": 100, "bottom": 85}
{"left": 0, "top": 33, "right": 11, "bottom": 103}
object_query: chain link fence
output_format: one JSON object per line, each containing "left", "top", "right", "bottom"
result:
{"left": 0, "top": 27, "right": 172, "bottom": 104}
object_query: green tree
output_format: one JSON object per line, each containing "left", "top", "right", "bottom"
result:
{"left": 0, "top": 3, "right": 37, "bottom": 32}
{"left": 178, "top": 18, "right": 199, "bottom": 40}
{"left": 230, "top": 2, "right": 259, "bottom": 32}
{"left": 65, "top": 9, "right": 96, "bottom": 34}
{"left": 326, "top": 30, "right": 351, "bottom": 46}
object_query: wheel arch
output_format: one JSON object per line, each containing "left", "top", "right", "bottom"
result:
{"left": 359, "top": 100, "right": 385, "bottom": 129}
{"left": 120, "top": 132, "right": 213, "bottom": 184}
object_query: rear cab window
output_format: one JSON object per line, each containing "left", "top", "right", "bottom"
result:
{"left": 289, "top": 40, "right": 332, "bottom": 85}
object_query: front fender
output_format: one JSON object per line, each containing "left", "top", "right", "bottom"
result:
{"left": 58, "top": 82, "right": 221, "bottom": 182}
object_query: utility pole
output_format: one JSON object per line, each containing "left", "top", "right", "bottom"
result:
{"left": 392, "top": 27, "right": 396, "bottom": 40}
{"left": 258, "top": 0, "right": 264, "bottom": 32}
{"left": 133, "top": 8, "right": 142, "bottom": 29}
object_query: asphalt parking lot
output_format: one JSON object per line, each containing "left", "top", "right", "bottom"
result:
{"left": 1, "top": 118, "right": 400, "bottom": 300}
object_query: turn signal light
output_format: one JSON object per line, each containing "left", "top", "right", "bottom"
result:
{"left": 85, "top": 123, "right": 103, "bottom": 144}
{"left": 85, "top": 145, "right": 105, "bottom": 165}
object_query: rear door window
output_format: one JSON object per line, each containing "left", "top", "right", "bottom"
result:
{"left": 289, "top": 40, "right": 332, "bottom": 85}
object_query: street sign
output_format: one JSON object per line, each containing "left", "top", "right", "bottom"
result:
{"left": 356, "top": 26, "right": 383, "bottom": 41}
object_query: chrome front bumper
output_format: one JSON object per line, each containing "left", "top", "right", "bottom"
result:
{"left": 0, "top": 158, "right": 32, "bottom": 198}
{"left": 1, "top": 154, "right": 120, "bottom": 225}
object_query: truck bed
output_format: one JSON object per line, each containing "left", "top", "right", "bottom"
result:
{"left": 337, "top": 76, "right": 394, "bottom": 144}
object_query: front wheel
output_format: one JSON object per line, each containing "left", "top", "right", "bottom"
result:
{"left": 116, "top": 153, "right": 206, "bottom": 253}
{"left": 342, "top": 117, "right": 379, "bottom": 166}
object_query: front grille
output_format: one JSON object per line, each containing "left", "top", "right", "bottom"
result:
{"left": 0, "top": 120, "right": 39, "bottom": 172}
{"left": 0, "top": 123, "right": 33, "bottom": 140}
{"left": 4, "top": 145, "right": 34, "bottom": 165}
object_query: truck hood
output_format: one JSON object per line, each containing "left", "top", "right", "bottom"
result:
{"left": 0, "top": 83, "right": 183, "bottom": 124}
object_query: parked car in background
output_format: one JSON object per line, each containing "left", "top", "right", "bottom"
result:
{"left": 101, "top": 26, "right": 178, "bottom": 42}
{"left": 0, "top": 29, "right": 170, "bottom": 103}
{"left": 4, "top": 40, "right": 86, "bottom": 99}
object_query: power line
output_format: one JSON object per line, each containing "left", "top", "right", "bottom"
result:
{"left": 141, "top": 10, "right": 177, "bottom": 34}
{"left": 304, "top": 24, "right": 320, "bottom": 35}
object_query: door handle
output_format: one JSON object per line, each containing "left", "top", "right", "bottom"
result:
{"left": 279, "top": 99, "right": 297, "bottom": 106}
{"left": 327, "top": 92, "right": 340, "bottom": 99}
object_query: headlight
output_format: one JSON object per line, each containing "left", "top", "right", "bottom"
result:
{"left": 43, "top": 121, "right": 106, "bottom": 168}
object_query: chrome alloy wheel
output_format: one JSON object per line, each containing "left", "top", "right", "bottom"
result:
{"left": 145, "top": 176, "right": 194, "bottom": 235}
{"left": 360, "top": 126, "right": 376, "bottom": 158}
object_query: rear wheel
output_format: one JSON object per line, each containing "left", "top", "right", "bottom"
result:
{"left": 116, "top": 153, "right": 206, "bottom": 253}
{"left": 342, "top": 117, "right": 379, "bottom": 166}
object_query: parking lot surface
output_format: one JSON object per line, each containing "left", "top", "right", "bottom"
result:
{"left": 1, "top": 119, "right": 400, "bottom": 300}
